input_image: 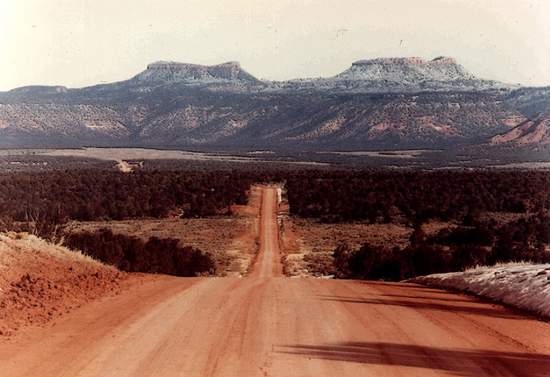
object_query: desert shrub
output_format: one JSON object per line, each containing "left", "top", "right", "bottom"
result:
{"left": 485, "top": 213, "right": 550, "bottom": 264}
{"left": 404, "top": 244, "right": 453, "bottom": 277}
{"left": 0, "top": 217, "right": 13, "bottom": 232}
{"left": 334, "top": 243, "right": 412, "bottom": 281}
{"left": 409, "top": 224, "right": 427, "bottom": 247}
{"left": 450, "top": 244, "right": 491, "bottom": 270}
{"left": 333, "top": 242, "right": 460, "bottom": 281}
{"left": 64, "top": 228, "right": 215, "bottom": 277}
{"left": 431, "top": 226, "right": 494, "bottom": 246}
{"left": 302, "top": 252, "right": 335, "bottom": 276}
{"left": 333, "top": 243, "right": 354, "bottom": 278}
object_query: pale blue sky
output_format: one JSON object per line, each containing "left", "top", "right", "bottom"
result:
{"left": 0, "top": 0, "right": 549, "bottom": 90}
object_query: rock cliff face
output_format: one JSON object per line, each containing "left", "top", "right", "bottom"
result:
{"left": 130, "top": 61, "right": 261, "bottom": 84}
{"left": 491, "top": 115, "right": 550, "bottom": 145}
{"left": 267, "top": 56, "right": 514, "bottom": 93}
{"left": 0, "top": 57, "right": 547, "bottom": 150}
{"left": 336, "top": 57, "right": 475, "bottom": 82}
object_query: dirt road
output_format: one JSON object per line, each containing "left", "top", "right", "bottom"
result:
{"left": 249, "top": 187, "right": 282, "bottom": 279}
{"left": 1, "top": 186, "right": 549, "bottom": 376}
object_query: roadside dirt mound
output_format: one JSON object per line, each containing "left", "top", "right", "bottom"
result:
{"left": 0, "top": 233, "right": 125, "bottom": 338}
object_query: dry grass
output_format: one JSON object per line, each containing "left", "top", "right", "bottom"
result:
{"left": 1, "top": 233, "right": 108, "bottom": 267}
{"left": 478, "top": 211, "right": 531, "bottom": 226}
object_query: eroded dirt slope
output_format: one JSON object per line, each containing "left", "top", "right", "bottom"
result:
{"left": 0, "top": 233, "right": 125, "bottom": 337}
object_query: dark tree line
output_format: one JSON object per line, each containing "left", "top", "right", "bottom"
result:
{"left": 334, "top": 212, "right": 550, "bottom": 281}
{"left": 0, "top": 170, "right": 270, "bottom": 237}
{"left": 7, "top": 169, "right": 548, "bottom": 233}
{"left": 64, "top": 228, "right": 215, "bottom": 277}
{"left": 286, "top": 170, "right": 550, "bottom": 223}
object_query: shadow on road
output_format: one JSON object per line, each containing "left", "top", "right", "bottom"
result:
{"left": 317, "top": 294, "right": 522, "bottom": 320}
{"left": 277, "top": 342, "right": 550, "bottom": 377}
{"left": 371, "top": 293, "right": 475, "bottom": 303}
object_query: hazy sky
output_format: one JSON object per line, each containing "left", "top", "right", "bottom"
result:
{"left": 0, "top": 0, "right": 549, "bottom": 90}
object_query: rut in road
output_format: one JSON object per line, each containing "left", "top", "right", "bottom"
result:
{"left": 1, "top": 186, "right": 550, "bottom": 377}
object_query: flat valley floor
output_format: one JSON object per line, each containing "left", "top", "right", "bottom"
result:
{"left": 1, "top": 187, "right": 549, "bottom": 376}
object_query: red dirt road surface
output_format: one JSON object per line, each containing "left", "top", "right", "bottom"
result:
{"left": 1, "top": 187, "right": 550, "bottom": 376}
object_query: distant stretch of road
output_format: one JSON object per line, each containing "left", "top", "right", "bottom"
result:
{"left": 1, "top": 186, "right": 549, "bottom": 376}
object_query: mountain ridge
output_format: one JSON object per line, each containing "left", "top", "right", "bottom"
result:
{"left": 130, "top": 61, "right": 261, "bottom": 85}
{"left": 336, "top": 56, "right": 476, "bottom": 82}
{"left": 491, "top": 115, "right": 550, "bottom": 146}
{"left": 1, "top": 56, "right": 517, "bottom": 94}
{"left": 0, "top": 56, "right": 548, "bottom": 150}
